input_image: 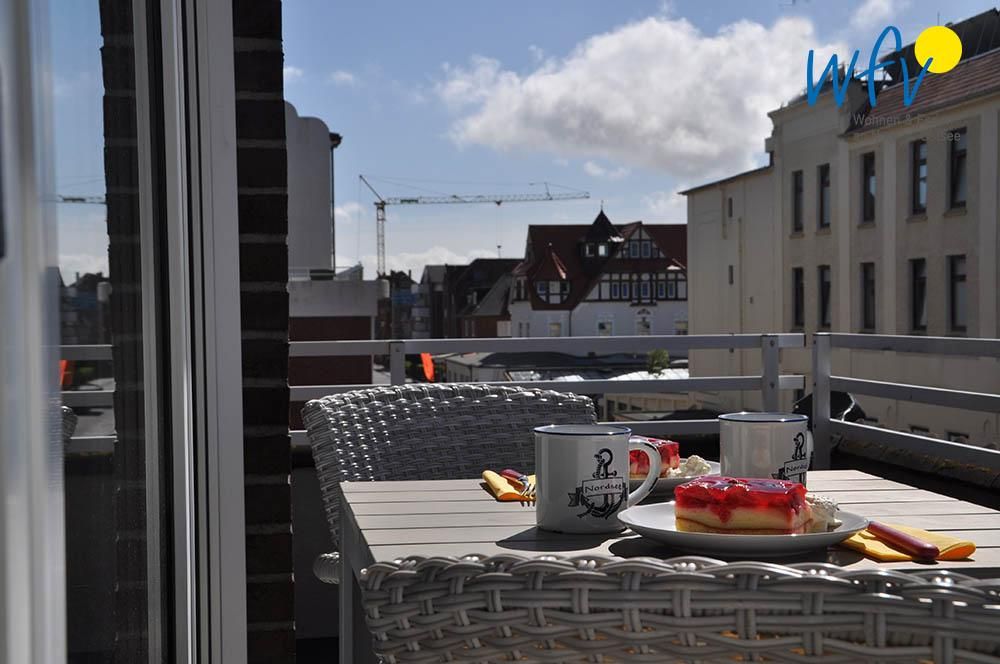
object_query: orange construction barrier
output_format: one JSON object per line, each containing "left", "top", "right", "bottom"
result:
{"left": 421, "top": 353, "right": 435, "bottom": 382}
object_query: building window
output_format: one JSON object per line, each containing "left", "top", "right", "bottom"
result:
{"left": 583, "top": 243, "right": 594, "bottom": 257}
{"left": 597, "top": 319, "right": 613, "bottom": 336}
{"left": 636, "top": 318, "right": 652, "bottom": 335}
{"left": 548, "top": 321, "right": 562, "bottom": 337}
{"left": 656, "top": 281, "right": 665, "bottom": 299}
{"left": 640, "top": 240, "right": 651, "bottom": 258}
{"left": 727, "top": 197, "right": 733, "bottom": 218}
{"left": 949, "top": 127, "right": 967, "bottom": 209}
{"left": 513, "top": 278, "right": 526, "bottom": 301}
{"left": 949, "top": 254, "right": 967, "bottom": 333}
{"left": 818, "top": 265, "right": 831, "bottom": 328}
{"left": 861, "top": 151, "right": 876, "bottom": 223}
{"left": 861, "top": 262, "right": 876, "bottom": 331}
{"left": 629, "top": 241, "right": 640, "bottom": 258}
{"left": 792, "top": 267, "right": 804, "bottom": 328}
{"left": 818, "top": 163, "right": 831, "bottom": 228}
{"left": 621, "top": 282, "right": 630, "bottom": 300}
{"left": 640, "top": 282, "right": 651, "bottom": 300}
{"left": 728, "top": 265, "right": 734, "bottom": 285}
{"left": 792, "top": 170, "right": 804, "bottom": 232}
{"left": 610, "top": 282, "right": 620, "bottom": 299}
{"left": 617, "top": 400, "right": 627, "bottom": 412}
{"left": 910, "top": 425, "right": 930, "bottom": 436}
{"left": 910, "top": 258, "right": 927, "bottom": 331}
{"left": 536, "top": 281, "right": 548, "bottom": 297}
{"left": 947, "top": 431, "right": 969, "bottom": 444}
{"left": 597, "top": 243, "right": 608, "bottom": 257}
{"left": 911, "top": 139, "right": 927, "bottom": 214}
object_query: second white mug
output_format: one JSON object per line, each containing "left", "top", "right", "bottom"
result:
{"left": 719, "top": 412, "right": 812, "bottom": 485}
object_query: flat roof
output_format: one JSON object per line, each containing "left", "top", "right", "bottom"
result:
{"left": 679, "top": 165, "right": 772, "bottom": 196}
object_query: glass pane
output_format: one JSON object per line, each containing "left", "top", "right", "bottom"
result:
{"left": 52, "top": 1, "right": 170, "bottom": 661}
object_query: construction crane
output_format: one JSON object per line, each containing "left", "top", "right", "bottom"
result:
{"left": 55, "top": 195, "right": 106, "bottom": 205}
{"left": 359, "top": 175, "right": 589, "bottom": 275}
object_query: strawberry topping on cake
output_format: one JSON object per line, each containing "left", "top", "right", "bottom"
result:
{"left": 629, "top": 436, "right": 680, "bottom": 478}
{"left": 674, "top": 476, "right": 813, "bottom": 534}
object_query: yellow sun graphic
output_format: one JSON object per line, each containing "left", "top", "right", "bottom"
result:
{"left": 915, "top": 25, "right": 962, "bottom": 74}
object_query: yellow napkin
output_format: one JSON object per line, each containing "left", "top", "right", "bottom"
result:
{"left": 841, "top": 523, "right": 976, "bottom": 562}
{"left": 482, "top": 470, "right": 536, "bottom": 501}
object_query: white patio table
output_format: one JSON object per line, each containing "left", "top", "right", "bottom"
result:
{"left": 337, "top": 469, "right": 1000, "bottom": 663}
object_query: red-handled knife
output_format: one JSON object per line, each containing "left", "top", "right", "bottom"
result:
{"left": 868, "top": 521, "right": 940, "bottom": 560}
{"left": 500, "top": 468, "right": 530, "bottom": 487}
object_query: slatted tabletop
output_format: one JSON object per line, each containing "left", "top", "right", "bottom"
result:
{"left": 339, "top": 469, "right": 1000, "bottom": 574}
{"left": 336, "top": 469, "right": 1000, "bottom": 663}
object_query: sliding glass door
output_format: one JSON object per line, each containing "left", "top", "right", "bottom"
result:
{"left": 2, "top": 1, "right": 247, "bottom": 662}
{"left": 52, "top": 0, "right": 174, "bottom": 660}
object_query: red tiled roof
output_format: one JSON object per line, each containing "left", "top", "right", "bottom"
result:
{"left": 511, "top": 213, "right": 687, "bottom": 310}
{"left": 852, "top": 47, "right": 1000, "bottom": 133}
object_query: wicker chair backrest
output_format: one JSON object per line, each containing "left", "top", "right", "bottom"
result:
{"left": 302, "top": 384, "right": 596, "bottom": 547}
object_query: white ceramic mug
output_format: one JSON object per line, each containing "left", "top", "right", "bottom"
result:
{"left": 719, "top": 412, "right": 812, "bottom": 485}
{"left": 534, "top": 424, "right": 660, "bottom": 533}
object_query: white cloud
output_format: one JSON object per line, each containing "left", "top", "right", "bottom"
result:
{"left": 59, "top": 253, "right": 109, "bottom": 281}
{"left": 328, "top": 70, "right": 357, "bottom": 86}
{"left": 335, "top": 201, "right": 365, "bottom": 223}
{"left": 850, "top": 0, "right": 908, "bottom": 31}
{"left": 642, "top": 189, "right": 688, "bottom": 222}
{"left": 357, "top": 246, "right": 497, "bottom": 280}
{"left": 436, "top": 16, "right": 843, "bottom": 179}
{"left": 283, "top": 66, "right": 304, "bottom": 83}
{"left": 583, "top": 160, "right": 630, "bottom": 180}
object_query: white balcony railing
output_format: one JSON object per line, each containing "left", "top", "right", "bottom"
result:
{"left": 60, "top": 332, "right": 1000, "bottom": 471}
{"left": 285, "top": 334, "right": 805, "bottom": 445}
{"left": 812, "top": 333, "right": 1000, "bottom": 470}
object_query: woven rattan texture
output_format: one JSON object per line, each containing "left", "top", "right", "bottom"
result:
{"left": 62, "top": 406, "right": 78, "bottom": 444}
{"left": 302, "top": 384, "right": 596, "bottom": 550}
{"left": 361, "top": 554, "right": 1000, "bottom": 663}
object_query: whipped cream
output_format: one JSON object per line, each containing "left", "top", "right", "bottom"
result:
{"left": 666, "top": 454, "right": 712, "bottom": 478}
{"left": 806, "top": 493, "right": 842, "bottom": 532}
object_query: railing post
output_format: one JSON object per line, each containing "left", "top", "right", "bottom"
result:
{"left": 812, "top": 333, "right": 832, "bottom": 469}
{"left": 389, "top": 341, "right": 406, "bottom": 386}
{"left": 760, "top": 334, "right": 780, "bottom": 412}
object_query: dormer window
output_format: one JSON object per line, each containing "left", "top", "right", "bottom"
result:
{"left": 641, "top": 240, "right": 651, "bottom": 258}
{"left": 597, "top": 243, "right": 608, "bottom": 257}
{"left": 536, "top": 281, "right": 548, "bottom": 297}
{"left": 583, "top": 243, "right": 595, "bottom": 257}
{"left": 629, "top": 241, "right": 640, "bottom": 258}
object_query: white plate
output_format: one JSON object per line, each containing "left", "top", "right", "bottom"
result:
{"left": 617, "top": 502, "right": 868, "bottom": 556}
{"left": 628, "top": 460, "right": 721, "bottom": 496}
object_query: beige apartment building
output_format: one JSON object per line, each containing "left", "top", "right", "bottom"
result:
{"left": 684, "top": 20, "right": 1000, "bottom": 449}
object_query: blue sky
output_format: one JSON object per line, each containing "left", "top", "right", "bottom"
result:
{"left": 52, "top": 0, "right": 996, "bottom": 279}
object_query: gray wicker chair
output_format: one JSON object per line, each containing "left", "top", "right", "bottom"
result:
{"left": 361, "top": 554, "right": 1000, "bottom": 663}
{"left": 301, "top": 384, "right": 597, "bottom": 584}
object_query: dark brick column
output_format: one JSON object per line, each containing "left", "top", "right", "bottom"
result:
{"left": 232, "top": 1, "right": 295, "bottom": 661}
{"left": 98, "top": 0, "right": 149, "bottom": 660}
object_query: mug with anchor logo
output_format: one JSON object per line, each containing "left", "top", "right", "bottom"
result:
{"left": 534, "top": 424, "right": 661, "bottom": 533}
{"left": 719, "top": 412, "right": 813, "bottom": 486}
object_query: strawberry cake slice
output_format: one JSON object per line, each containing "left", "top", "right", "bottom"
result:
{"left": 629, "top": 436, "right": 680, "bottom": 479}
{"left": 674, "top": 477, "right": 813, "bottom": 535}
